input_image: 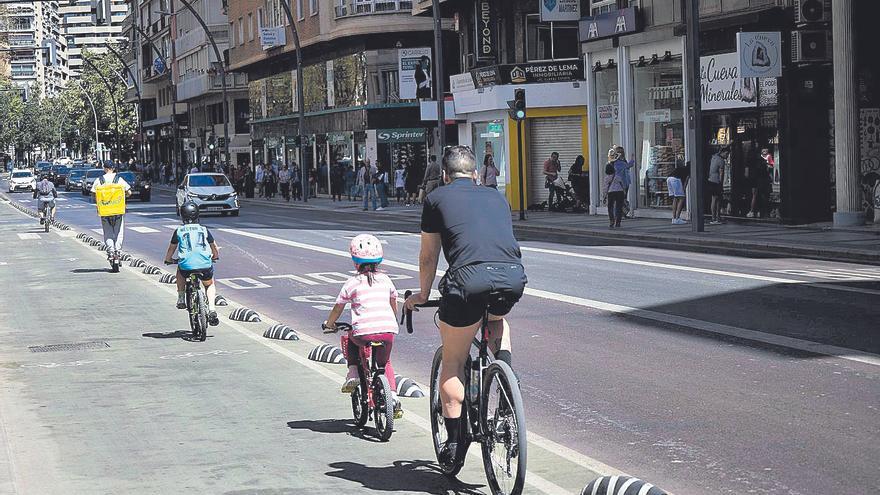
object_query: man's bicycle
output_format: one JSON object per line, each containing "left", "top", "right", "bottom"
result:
{"left": 164, "top": 259, "right": 213, "bottom": 341}
{"left": 321, "top": 321, "right": 396, "bottom": 441}
{"left": 38, "top": 199, "right": 53, "bottom": 233}
{"left": 402, "top": 290, "right": 527, "bottom": 495}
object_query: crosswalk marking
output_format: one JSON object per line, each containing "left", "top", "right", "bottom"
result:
{"left": 163, "top": 224, "right": 179, "bottom": 230}
{"left": 17, "top": 233, "right": 40, "bottom": 240}
{"left": 91, "top": 228, "right": 103, "bottom": 234}
{"left": 54, "top": 230, "right": 77, "bottom": 238}
{"left": 130, "top": 226, "right": 160, "bottom": 233}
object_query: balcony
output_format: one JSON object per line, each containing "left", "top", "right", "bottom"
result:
{"left": 176, "top": 72, "right": 247, "bottom": 101}
{"left": 335, "top": 0, "right": 413, "bottom": 18}
{"left": 174, "top": 27, "right": 229, "bottom": 58}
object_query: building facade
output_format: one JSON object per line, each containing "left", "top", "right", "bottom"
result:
{"left": 60, "top": 0, "right": 127, "bottom": 74}
{"left": 0, "top": 1, "right": 70, "bottom": 97}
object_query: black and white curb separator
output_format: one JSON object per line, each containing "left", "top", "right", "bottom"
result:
{"left": 307, "top": 344, "right": 347, "bottom": 365}
{"left": 119, "top": 253, "right": 132, "bottom": 261}
{"left": 582, "top": 476, "right": 668, "bottom": 495}
{"left": 98, "top": 243, "right": 108, "bottom": 251}
{"left": 262, "top": 324, "right": 300, "bottom": 341}
{"left": 229, "top": 307, "right": 261, "bottom": 322}
{"left": 129, "top": 258, "right": 146, "bottom": 268}
{"left": 142, "top": 265, "right": 162, "bottom": 275}
{"left": 394, "top": 375, "right": 425, "bottom": 398}
{"left": 159, "top": 273, "right": 176, "bottom": 284}
{"left": 214, "top": 295, "right": 228, "bottom": 306}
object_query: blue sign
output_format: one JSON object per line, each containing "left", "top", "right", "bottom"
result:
{"left": 153, "top": 57, "right": 166, "bottom": 75}
{"left": 578, "top": 7, "right": 640, "bottom": 42}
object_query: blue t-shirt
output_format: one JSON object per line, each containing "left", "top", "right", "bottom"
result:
{"left": 170, "top": 224, "right": 215, "bottom": 270}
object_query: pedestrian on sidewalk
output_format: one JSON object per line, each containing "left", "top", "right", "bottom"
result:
{"left": 481, "top": 152, "right": 499, "bottom": 190}
{"left": 422, "top": 154, "right": 441, "bottom": 198}
{"left": 708, "top": 147, "right": 729, "bottom": 224}
{"left": 375, "top": 163, "right": 390, "bottom": 210}
{"left": 353, "top": 162, "right": 365, "bottom": 201}
{"left": 279, "top": 164, "right": 291, "bottom": 201}
{"left": 362, "top": 159, "right": 378, "bottom": 211}
{"left": 244, "top": 167, "right": 255, "bottom": 198}
{"left": 543, "top": 152, "right": 562, "bottom": 207}
{"left": 330, "top": 161, "right": 345, "bottom": 202}
{"left": 266, "top": 167, "right": 278, "bottom": 200}
{"left": 568, "top": 155, "right": 588, "bottom": 208}
{"left": 344, "top": 165, "right": 356, "bottom": 201}
{"left": 291, "top": 163, "right": 302, "bottom": 201}
{"left": 394, "top": 163, "right": 406, "bottom": 204}
{"left": 613, "top": 146, "right": 635, "bottom": 218}
{"left": 604, "top": 162, "right": 625, "bottom": 229}
{"left": 404, "top": 159, "right": 423, "bottom": 205}
{"left": 255, "top": 164, "right": 265, "bottom": 198}
{"left": 667, "top": 162, "right": 690, "bottom": 225}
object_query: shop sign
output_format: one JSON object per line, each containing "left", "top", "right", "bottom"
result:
{"left": 326, "top": 132, "right": 351, "bottom": 145}
{"left": 398, "top": 47, "right": 433, "bottom": 100}
{"left": 487, "top": 123, "right": 503, "bottom": 134}
{"left": 578, "top": 7, "right": 639, "bottom": 42}
{"left": 596, "top": 104, "right": 619, "bottom": 125}
{"left": 471, "top": 61, "right": 584, "bottom": 88}
{"left": 377, "top": 128, "right": 426, "bottom": 144}
{"left": 643, "top": 109, "right": 671, "bottom": 123}
{"left": 474, "top": 0, "right": 497, "bottom": 62}
{"left": 540, "top": 0, "right": 580, "bottom": 22}
{"left": 450, "top": 73, "right": 476, "bottom": 93}
{"left": 737, "top": 32, "right": 782, "bottom": 79}
{"left": 759, "top": 78, "right": 778, "bottom": 107}
{"left": 260, "top": 26, "right": 285, "bottom": 50}
{"left": 700, "top": 52, "right": 757, "bottom": 111}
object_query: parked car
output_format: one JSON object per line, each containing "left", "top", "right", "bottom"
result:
{"left": 81, "top": 168, "right": 105, "bottom": 196}
{"left": 176, "top": 173, "right": 239, "bottom": 216}
{"left": 50, "top": 165, "right": 70, "bottom": 186}
{"left": 7, "top": 170, "right": 36, "bottom": 193}
{"left": 117, "top": 171, "right": 151, "bottom": 202}
{"left": 66, "top": 168, "right": 87, "bottom": 191}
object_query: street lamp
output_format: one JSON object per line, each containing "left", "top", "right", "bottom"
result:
{"left": 82, "top": 56, "right": 121, "bottom": 162}
{"left": 104, "top": 40, "right": 146, "bottom": 167}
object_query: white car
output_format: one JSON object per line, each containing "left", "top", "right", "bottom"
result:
{"left": 7, "top": 170, "right": 36, "bottom": 193}
{"left": 176, "top": 173, "right": 240, "bottom": 216}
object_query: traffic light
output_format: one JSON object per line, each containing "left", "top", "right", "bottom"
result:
{"left": 207, "top": 134, "right": 216, "bottom": 151}
{"left": 508, "top": 88, "right": 526, "bottom": 121}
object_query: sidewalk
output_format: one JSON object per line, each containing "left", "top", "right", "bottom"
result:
{"left": 155, "top": 184, "right": 880, "bottom": 263}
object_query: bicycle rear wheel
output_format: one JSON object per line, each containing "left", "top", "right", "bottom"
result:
{"left": 480, "top": 361, "right": 527, "bottom": 495}
{"left": 351, "top": 367, "right": 368, "bottom": 428}
{"left": 372, "top": 374, "right": 394, "bottom": 442}
{"left": 44, "top": 213, "right": 49, "bottom": 232}
{"left": 429, "top": 346, "right": 469, "bottom": 476}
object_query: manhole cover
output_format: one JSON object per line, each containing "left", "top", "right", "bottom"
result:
{"left": 28, "top": 342, "right": 110, "bottom": 353}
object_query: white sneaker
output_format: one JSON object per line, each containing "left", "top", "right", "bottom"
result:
{"left": 375, "top": 207, "right": 385, "bottom": 211}
{"left": 746, "top": 211, "right": 755, "bottom": 218}
{"left": 341, "top": 377, "right": 359, "bottom": 394}
{"left": 671, "top": 218, "right": 677, "bottom": 224}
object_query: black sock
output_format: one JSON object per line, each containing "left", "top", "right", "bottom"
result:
{"left": 496, "top": 350, "right": 512, "bottom": 368}
{"left": 444, "top": 416, "right": 461, "bottom": 444}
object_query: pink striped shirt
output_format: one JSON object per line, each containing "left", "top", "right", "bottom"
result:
{"left": 336, "top": 273, "right": 399, "bottom": 337}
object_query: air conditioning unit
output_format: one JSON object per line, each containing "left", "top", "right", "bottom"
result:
{"left": 791, "top": 30, "right": 831, "bottom": 63}
{"left": 794, "top": 0, "right": 831, "bottom": 25}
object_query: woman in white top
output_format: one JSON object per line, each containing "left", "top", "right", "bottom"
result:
{"left": 481, "top": 153, "right": 499, "bottom": 189}
{"left": 394, "top": 163, "right": 406, "bottom": 204}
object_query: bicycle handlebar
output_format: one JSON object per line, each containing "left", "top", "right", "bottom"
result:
{"left": 322, "top": 321, "right": 353, "bottom": 334}
{"left": 164, "top": 258, "right": 219, "bottom": 265}
{"left": 400, "top": 290, "right": 441, "bottom": 334}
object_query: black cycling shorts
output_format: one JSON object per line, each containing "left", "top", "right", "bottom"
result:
{"left": 179, "top": 267, "right": 214, "bottom": 281}
{"left": 438, "top": 262, "right": 527, "bottom": 328}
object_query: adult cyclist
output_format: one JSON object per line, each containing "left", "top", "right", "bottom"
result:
{"left": 404, "top": 146, "right": 527, "bottom": 465}
{"left": 163, "top": 201, "right": 220, "bottom": 326}
{"left": 33, "top": 173, "right": 57, "bottom": 225}
{"left": 91, "top": 160, "right": 131, "bottom": 259}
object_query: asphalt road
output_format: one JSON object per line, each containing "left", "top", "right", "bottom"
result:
{"left": 1, "top": 183, "right": 878, "bottom": 495}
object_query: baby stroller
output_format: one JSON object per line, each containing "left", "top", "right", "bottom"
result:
{"left": 548, "top": 176, "right": 580, "bottom": 212}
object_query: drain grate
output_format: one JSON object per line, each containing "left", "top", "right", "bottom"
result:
{"left": 28, "top": 342, "right": 110, "bottom": 353}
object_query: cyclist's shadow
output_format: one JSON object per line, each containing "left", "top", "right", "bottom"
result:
{"left": 287, "top": 419, "right": 383, "bottom": 443}
{"left": 142, "top": 330, "right": 211, "bottom": 342}
{"left": 325, "top": 460, "right": 485, "bottom": 494}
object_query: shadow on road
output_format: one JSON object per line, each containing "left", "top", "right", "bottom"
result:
{"left": 286, "top": 419, "right": 382, "bottom": 443}
{"left": 325, "top": 460, "right": 485, "bottom": 494}
{"left": 142, "top": 330, "right": 200, "bottom": 341}
{"left": 70, "top": 268, "right": 109, "bottom": 274}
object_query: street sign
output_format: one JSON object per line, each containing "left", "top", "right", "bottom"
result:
{"left": 737, "top": 32, "right": 782, "bottom": 78}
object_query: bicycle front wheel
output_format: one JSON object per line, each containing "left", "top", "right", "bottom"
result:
{"left": 372, "top": 374, "right": 394, "bottom": 442}
{"left": 480, "top": 361, "right": 527, "bottom": 495}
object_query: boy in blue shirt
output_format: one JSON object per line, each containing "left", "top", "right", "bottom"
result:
{"left": 163, "top": 201, "right": 220, "bottom": 326}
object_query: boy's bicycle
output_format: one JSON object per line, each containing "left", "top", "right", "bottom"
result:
{"left": 402, "top": 290, "right": 527, "bottom": 495}
{"left": 165, "top": 259, "right": 214, "bottom": 342}
{"left": 322, "top": 321, "right": 395, "bottom": 442}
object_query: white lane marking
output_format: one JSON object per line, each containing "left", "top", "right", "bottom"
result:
{"left": 91, "top": 228, "right": 103, "bottom": 234}
{"left": 241, "top": 223, "right": 271, "bottom": 228}
{"left": 159, "top": 349, "right": 248, "bottom": 360}
{"left": 771, "top": 268, "right": 880, "bottom": 281}
{"left": 54, "top": 230, "right": 77, "bottom": 238}
{"left": 304, "top": 272, "right": 350, "bottom": 284}
{"left": 217, "top": 228, "right": 880, "bottom": 368}
{"left": 130, "top": 226, "right": 160, "bottom": 233}
{"left": 260, "top": 274, "right": 320, "bottom": 285}
{"left": 20, "top": 359, "right": 110, "bottom": 369}
{"left": 302, "top": 220, "right": 341, "bottom": 226}
{"left": 216, "top": 277, "right": 271, "bottom": 290}
{"left": 163, "top": 224, "right": 180, "bottom": 230}
{"left": 17, "top": 233, "right": 41, "bottom": 240}
{"left": 111, "top": 242, "right": 582, "bottom": 495}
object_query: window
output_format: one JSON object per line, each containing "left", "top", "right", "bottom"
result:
{"left": 525, "top": 14, "right": 579, "bottom": 61}
{"left": 591, "top": 0, "right": 639, "bottom": 15}
{"left": 229, "top": 21, "right": 235, "bottom": 46}
{"left": 257, "top": 7, "right": 264, "bottom": 28}
{"left": 296, "top": 0, "right": 303, "bottom": 20}
{"left": 309, "top": 0, "right": 317, "bottom": 15}
{"left": 247, "top": 13, "right": 254, "bottom": 41}
{"left": 238, "top": 17, "right": 244, "bottom": 46}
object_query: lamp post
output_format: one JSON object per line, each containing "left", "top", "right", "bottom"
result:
{"left": 684, "top": 0, "right": 705, "bottom": 232}
{"left": 71, "top": 76, "right": 101, "bottom": 160}
{"left": 82, "top": 56, "right": 121, "bottom": 162}
{"left": 275, "top": 0, "right": 307, "bottom": 201}
{"left": 431, "top": 0, "right": 446, "bottom": 152}
{"left": 104, "top": 41, "right": 146, "bottom": 168}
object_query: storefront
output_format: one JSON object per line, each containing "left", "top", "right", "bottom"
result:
{"left": 452, "top": 62, "right": 589, "bottom": 210}
{"left": 376, "top": 127, "right": 428, "bottom": 172}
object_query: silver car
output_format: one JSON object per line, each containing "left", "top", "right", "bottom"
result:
{"left": 176, "top": 173, "right": 240, "bottom": 216}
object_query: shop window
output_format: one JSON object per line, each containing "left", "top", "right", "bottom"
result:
{"left": 473, "top": 121, "right": 507, "bottom": 194}
{"left": 381, "top": 70, "right": 400, "bottom": 103}
{"left": 632, "top": 57, "right": 685, "bottom": 209}
{"left": 590, "top": 0, "right": 639, "bottom": 15}
{"left": 332, "top": 53, "right": 367, "bottom": 108}
{"left": 525, "top": 14, "right": 579, "bottom": 62}
{"left": 594, "top": 65, "right": 620, "bottom": 168}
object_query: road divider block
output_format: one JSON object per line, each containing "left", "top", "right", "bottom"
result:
{"left": 229, "top": 307, "right": 261, "bottom": 322}
{"left": 263, "top": 324, "right": 299, "bottom": 341}
{"left": 159, "top": 273, "right": 176, "bottom": 284}
{"left": 214, "top": 295, "right": 228, "bottom": 306}
{"left": 394, "top": 375, "right": 424, "bottom": 398}
{"left": 307, "top": 344, "right": 347, "bottom": 364}
{"left": 582, "top": 476, "right": 668, "bottom": 495}
{"left": 119, "top": 253, "right": 132, "bottom": 261}
{"left": 142, "top": 265, "right": 161, "bottom": 275}
{"left": 129, "top": 258, "right": 146, "bottom": 267}
{"left": 98, "top": 243, "right": 108, "bottom": 251}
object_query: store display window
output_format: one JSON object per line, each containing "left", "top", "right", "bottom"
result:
{"left": 473, "top": 121, "right": 507, "bottom": 194}
{"left": 594, "top": 66, "right": 620, "bottom": 168}
{"left": 632, "top": 58, "right": 686, "bottom": 209}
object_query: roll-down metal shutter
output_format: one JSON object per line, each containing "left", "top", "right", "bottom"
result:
{"left": 528, "top": 116, "right": 584, "bottom": 205}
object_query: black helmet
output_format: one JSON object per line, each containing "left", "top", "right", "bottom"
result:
{"left": 41, "top": 173, "right": 51, "bottom": 180}
{"left": 180, "top": 201, "right": 199, "bottom": 223}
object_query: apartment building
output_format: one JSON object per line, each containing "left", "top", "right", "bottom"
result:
{"left": 228, "top": 0, "right": 452, "bottom": 190}
{"left": 0, "top": 1, "right": 70, "bottom": 97}
{"left": 60, "top": 0, "right": 127, "bottom": 74}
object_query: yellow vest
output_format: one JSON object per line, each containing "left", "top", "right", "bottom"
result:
{"left": 94, "top": 175, "right": 126, "bottom": 217}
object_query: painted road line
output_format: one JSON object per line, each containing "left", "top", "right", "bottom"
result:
{"left": 17, "top": 233, "right": 40, "bottom": 240}
{"left": 217, "top": 228, "right": 880, "bottom": 368}
{"left": 163, "top": 224, "right": 179, "bottom": 230}
{"left": 302, "top": 220, "right": 342, "bottom": 226}
{"left": 99, "top": 234, "right": 584, "bottom": 495}
{"left": 130, "top": 226, "right": 161, "bottom": 233}
{"left": 54, "top": 230, "right": 77, "bottom": 238}
{"left": 91, "top": 228, "right": 103, "bottom": 234}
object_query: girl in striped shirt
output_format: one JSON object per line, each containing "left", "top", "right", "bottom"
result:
{"left": 324, "top": 234, "right": 402, "bottom": 418}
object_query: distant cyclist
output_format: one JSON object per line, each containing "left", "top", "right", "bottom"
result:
{"left": 163, "top": 202, "right": 220, "bottom": 326}
{"left": 91, "top": 161, "right": 131, "bottom": 259}
{"left": 404, "top": 146, "right": 527, "bottom": 465}
{"left": 33, "top": 173, "right": 57, "bottom": 225}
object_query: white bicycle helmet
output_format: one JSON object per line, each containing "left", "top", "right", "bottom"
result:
{"left": 349, "top": 234, "right": 383, "bottom": 264}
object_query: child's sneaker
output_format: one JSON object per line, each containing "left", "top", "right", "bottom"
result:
{"left": 176, "top": 294, "right": 187, "bottom": 309}
{"left": 341, "top": 377, "right": 359, "bottom": 394}
{"left": 392, "top": 392, "right": 403, "bottom": 419}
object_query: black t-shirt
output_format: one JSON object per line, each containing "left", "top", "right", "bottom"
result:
{"left": 420, "top": 178, "right": 522, "bottom": 272}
